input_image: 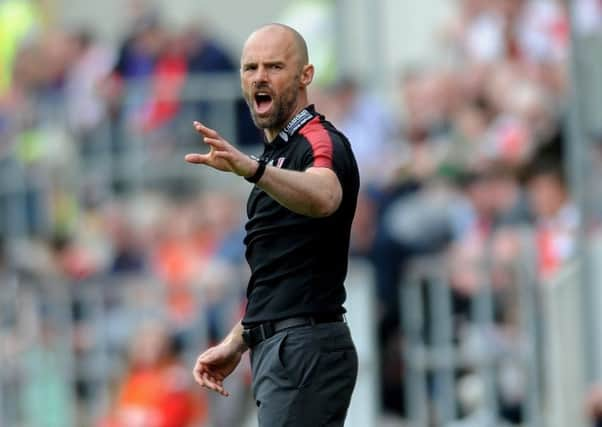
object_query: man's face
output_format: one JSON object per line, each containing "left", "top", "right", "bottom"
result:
{"left": 527, "top": 173, "right": 567, "bottom": 219}
{"left": 240, "top": 29, "right": 302, "bottom": 131}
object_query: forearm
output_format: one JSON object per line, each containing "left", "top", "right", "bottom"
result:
{"left": 223, "top": 321, "right": 248, "bottom": 354}
{"left": 256, "top": 166, "right": 341, "bottom": 217}
{"left": 184, "top": 122, "right": 341, "bottom": 217}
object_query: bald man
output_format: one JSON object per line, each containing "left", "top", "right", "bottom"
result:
{"left": 189, "top": 24, "right": 359, "bottom": 426}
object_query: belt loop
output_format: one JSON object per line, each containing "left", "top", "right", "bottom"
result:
{"left": 259, "top": 322, "right": 274, "bottom": 340}
{"left": 258, "top": 324, "right": 267, "bottom": 341}
{"left": 309, "top": 317, "right": 316, "bottom": 326}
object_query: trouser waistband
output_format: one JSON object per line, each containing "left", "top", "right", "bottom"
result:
{"left": 242, "top": 314, "right": 344, "bottom": 348}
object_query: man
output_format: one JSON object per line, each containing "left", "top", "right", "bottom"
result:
{"left": 187, "top": 23, "right": 359, "bottom": 426}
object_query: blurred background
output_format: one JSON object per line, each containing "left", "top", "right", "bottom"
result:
{"left": 2, "top": 0, "right": 602, "bottom": 426}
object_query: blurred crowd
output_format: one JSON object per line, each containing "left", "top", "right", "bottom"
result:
{"left": 0, "top": 1, "right": 256, "bottom": 426}
{"left": 2, "top": 0, "right": 602, "bottom": 426}
{"left": 325, "top": 0, "right": 574, "bottom": 423}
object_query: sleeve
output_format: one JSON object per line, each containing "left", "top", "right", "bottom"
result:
{"left": 306, "top": 138, "right": 333, "bottom": 169}
{"left": 299, "top": 125, "right": 334, "bottom": 170}
{"left": 301, "top": 132, "right": 353, "bottom": 186}
{"left": 298, "top": 117, "right": 356, "bottom": 184}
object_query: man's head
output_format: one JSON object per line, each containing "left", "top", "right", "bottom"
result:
{"left": 523, "top": 158, "right": 568, "bottom": 219}
{"left": 240, "top": 24, "right": 314, "bottom": 139}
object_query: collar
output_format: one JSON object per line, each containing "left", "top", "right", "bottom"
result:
{"left": 265, "top": 105, "right": 317, "bottom": 148}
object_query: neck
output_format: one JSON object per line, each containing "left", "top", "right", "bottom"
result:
{"left": 264, "top": 96, "right": 309, "bottom": 142}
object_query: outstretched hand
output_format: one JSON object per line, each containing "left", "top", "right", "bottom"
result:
{"left": 185, "top": 121, "right": 258, "bottom": 178}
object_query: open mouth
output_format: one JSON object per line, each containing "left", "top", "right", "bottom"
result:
{"left": 254, "top": 92, "right": 274, "bottom": 115}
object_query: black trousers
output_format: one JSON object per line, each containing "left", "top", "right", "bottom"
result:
{"left": 250, "top": 321, "right": 358, "bottom": 427}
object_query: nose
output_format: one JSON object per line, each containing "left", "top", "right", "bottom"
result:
{"left": 253, "top": 66, "right": 269, "bottom": 87}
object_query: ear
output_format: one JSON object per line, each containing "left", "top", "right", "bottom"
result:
{"left": 299, "top": 64, "right": 314, "bottom": 88}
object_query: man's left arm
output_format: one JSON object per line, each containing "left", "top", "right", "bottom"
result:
{"left": 185, "top": 121, "right": 342, "bottom": 217}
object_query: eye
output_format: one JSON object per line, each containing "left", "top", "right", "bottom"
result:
{"left": 270, "top": 64, "right": 283, "bottom": 70}
{"left": 243, "top": 64, "right": 257, "bottom": 72}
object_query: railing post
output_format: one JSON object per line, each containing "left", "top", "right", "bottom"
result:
{"left": 401, "top": 261, "right": 429, "bottom": 427}
{"left": 514, "top": 229, "right": 543, "bottom": 427}
{"left": 470, "top": 244, "right": 499, "bottom": 424}
{"left": 345, "top": 258, "right": 379, "bottom": 427}
{"left": 427, "top": 257, "right": 457, "bottom": 425}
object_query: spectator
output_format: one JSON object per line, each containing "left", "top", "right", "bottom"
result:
{"left": 441, "top": 0, "right": 506, "bottom": 63}
{"left": 178, "top": 25, "right": 261, "bottom": 147}
{"left": 107, "top": 322, "right": 205, "bottom": 427}
{"left": 64, "top": 30, "right": 114, "bottom": 140}
{"left": 103, "top": 206, "right": 147, "bottom": 276}
{"left": 137, "top": 32, "right": 188, "bottom": 134}
{"left": 523, "top": 156, "right": 577, "bottom": 280}
{"left": 0, "top": 0, "right": 41, "bottom": 94}
{"left": 183, "top": 26, "right": 234, "bottom": 74}
{"left": 326, "top": 77, "right": 399, "bottom": 187}
{"left": 443, "top": 0, "right": 568, "bottom": 65}
{"left": 101, "top": 12, "right": 166, "bottom": 130}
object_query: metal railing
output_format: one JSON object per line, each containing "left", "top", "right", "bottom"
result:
{"left": 0, "top": 272, "right": 215, "bottom": 426}
{"left": 0, "top": 264, "right": 380, "bottom": 427}
{"left": 0, "top": 72, "right": 255, "bottom": 240}
{"left": 400, "top": 232, "right": 546, "bottom": 427}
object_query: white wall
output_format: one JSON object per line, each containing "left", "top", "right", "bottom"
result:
{"left": 334, "top": 0, "right": 452, "bottom": 104}
{"left": 338, "top": 0, "right": 452, "bottom": 76}
{"left": 383, "top": 0, "right": 452, "bottom": 69}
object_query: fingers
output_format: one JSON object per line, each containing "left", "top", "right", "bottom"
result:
{"left": 193, "top": 121, "right": 220, "bottom": 139}
{"left": 192, "top": 364, "right": 229, "bottom": 397}
{"left": 203, "top": 137, "right": 227, "bottom": 150}
{"left": 202, "top": 372, "right": 229, "bottom": 397}
{"left": 185, "top": 150, "right": 231, "bottom": 169}
{"left": 193, "top": 121, "right": 230, "bottom": 149}
{"left": 188, "top": 121, "right": 242, "bottom": 174}
{"left": 185, "top": 153, "right": 209, "bottom": 164}
{"left": 185, "top": 142, "right": 229, "bottom": 166}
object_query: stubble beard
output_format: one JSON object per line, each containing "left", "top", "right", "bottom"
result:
{"left": 246, "top": 80, "right": 299, "bottom": 132}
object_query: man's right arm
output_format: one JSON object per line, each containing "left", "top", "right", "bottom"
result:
{"left": 185, "top": 121, "right": 343, "bottom": 218}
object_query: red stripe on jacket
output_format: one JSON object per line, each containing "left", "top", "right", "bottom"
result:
{"left": 298, "top": 116, "right": 333, "bottom": 168}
